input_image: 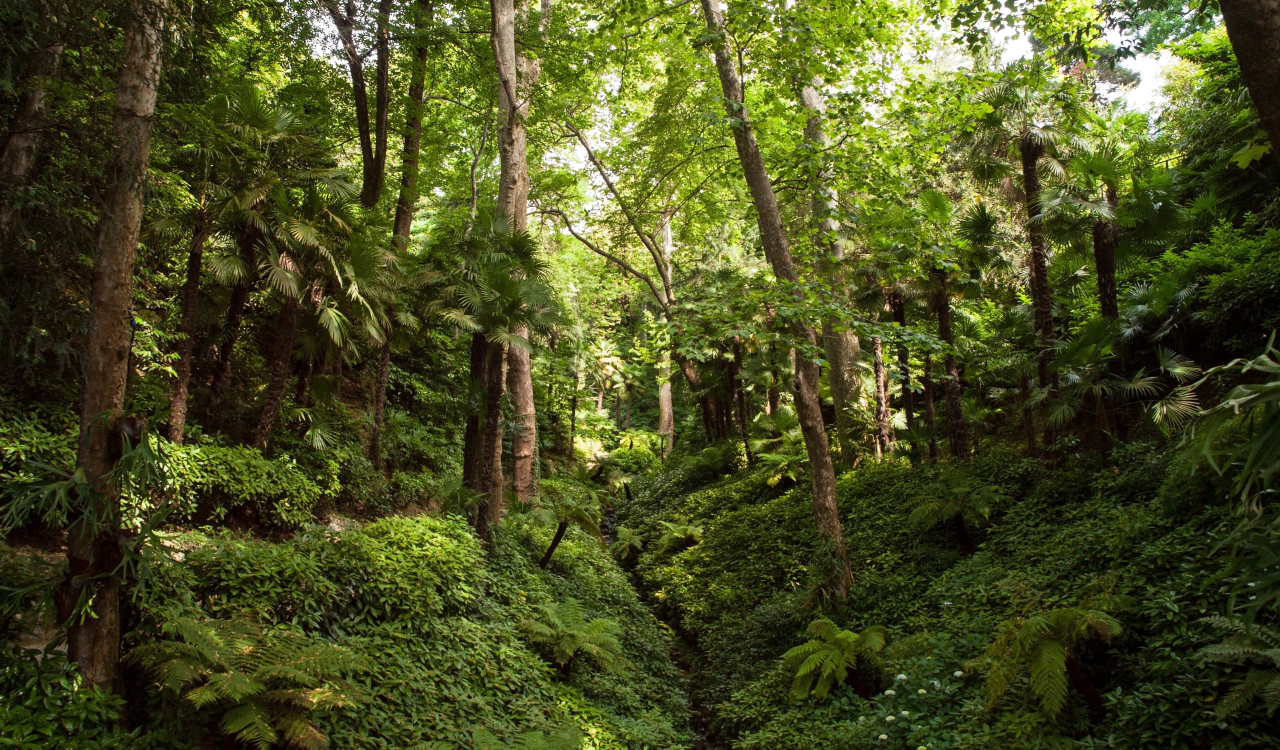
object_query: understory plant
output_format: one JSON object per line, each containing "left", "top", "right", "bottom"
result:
{"left": 520, "top": 599, "right": 627, "bottom": 678}
{"left": 783, "top": 618, "right": 889, "bottom": 700}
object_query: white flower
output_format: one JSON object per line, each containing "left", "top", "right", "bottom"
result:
{"left": 942, "top": 601, "right": 951, "bottom": 605}
{"left": 885, "top": 716, "right": 896, "bottom": 722}
{"left": 931, "top": 679, "right": 941, "bottom": 689}
{"left": 954, "top": 670, "right": 965, "bottom": 677}
{"left": 900, "top": 710, "right": 910, "bottom": 717}
{"left": 884, "top": 689, "right": 896, "bottom": 696}
{"left": 879, "top": 735, "right": 889, "bottom": 741}
{"left": 858, "top": 716, "right": 866, "bottom": 722}
{"left": 918, "top": 688, "right": 927, "bottom": 694}
{"left": 897, "top": 673, "right": 908, "bottom": 681}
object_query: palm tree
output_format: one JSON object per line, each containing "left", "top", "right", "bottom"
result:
{"left": 782, "top": 617, "right": 889, "bottom": 700}
{"left": 976, "top": 596, "right": 1131, "bottom": 722}
{"left": 969, "top": 58, "right": 1085, "bottom": 390}
{"left": 432, "top": 216, "right": 555, "bottom": 538}
{"left": 520, "top": 599, "right": 627, "bottom": 678}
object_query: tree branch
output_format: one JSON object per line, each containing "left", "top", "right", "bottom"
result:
{"left": 545, "top": 208, "right": 668, "bottom": 311}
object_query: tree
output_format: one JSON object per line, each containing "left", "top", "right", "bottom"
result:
{"left": 0, "top": 23, "right": 62, "bottom": 250}
{"left": 1216, "top": 0, "right": 1280, "bottom": 151}
{"left": 323, "top": 0, "right": 392, "bottom": 208}
{"left": 970, "top": 59, "right": 1083, "bottom": 391}
{"left": 65, "top": 0, "right": 167, "bottom": 692}
{"left": 527, "top": 477, "right": 605, "bottom": 567}
{"left": 783, "top": 617, "right": 888, "bottom": 700}
{"left": 698, "top": 0, "right": 852, "bottom": 600}
{"left": 520, "top": 599, "right": 627, "bottom": 677}
{"left": 977, "top": 596, "right": 1130, "bottom": 722}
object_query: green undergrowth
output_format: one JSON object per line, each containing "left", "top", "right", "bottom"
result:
{"left": 617, "top": 441, "right": 1279, "bottom": 749}
{"left": 2, "top": 514, "right": 689, "bottom": 749}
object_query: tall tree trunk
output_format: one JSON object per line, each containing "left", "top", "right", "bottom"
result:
{"left": 657, "top": 352, "right": 673, "bottom": 457}
{"left": 477, "top": 341, "right": 507, "bottom": 539}
{"left": 700, "top": 0, "right": 850, "bottom": 599}
{"left": 1092, "top": 186, "right": 1119, "bottom": 321}
{"left": 888, "top": 292, "right": 916, "bottom": 462}
{"left": 800, "top": 80, "right": 860, "bottom": 466}
{"left": 509, "top": 325, "right": 535, "bottom": 504}
{"left": 733, "top": 338, "right": 751, "bottom": 463}
{"left": 0, "top": 41, "right": 63, "bottom": 250}
{"left": 1019, "top": 135, "right": 1054, "bottom": 389}
{"left": 167, "top": 218, "right": 210, "bottom": 443}
{"left": 205, "top": 227, "right": 256, "bottom": 425}
{"left": 463, "top": 332, "right": 489, "bottom": 492}
{"left": 391, "top": 0, "right": 434, "bottom": 252}
{"left": 767, "top": 360, "right": 780, "bottom": 416}
{"left": 1019, "top": 370, "right": 1036, "bottom": 456}
{"left": 324, "top": 0, "right": 389, "bottom": 209}
{"left": 251, "top": 297, "right": 300, "bottom": 451}
{"left": 872, "top": 336, "right": 892, "bottom": 455}
{"left": 1218, "top": 0, "right": 1280, "bottom": 150}
{"left": 492, "top": 0, "right": 538, "bottom": 229}
{"left": 923, "top": 352, "right": 938, "bottom": 462}
{"left": 65, "top": 0, "right": 166, "bottom": 692}
{"left": 369, "top": 339, "right": 392, "bottom": 471}
{"left": 931, "top": 268, "right": 967, "bottom": 460}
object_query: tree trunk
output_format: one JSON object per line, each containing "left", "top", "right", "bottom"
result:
{"left": 1218, "top": 0, "right": 1280, "bottom": 150}
{"left": 923, "top": 352, "right": 938, "bottom": 462}
{"left": 1092, "top": 187, "right": 1119, "bottom": 320}
{"left": 167, "top": 219, "right": 211, "bottom": 443}
{"left": 205, "top": 227, "right": 257, "bottom": 425}
{"left": 1065, "top": 651, "right": 1107, "bottom": 722}
{"left": 539, "top": 520, "right": 569, "bottom": 568}
{"left": 463, "top": 332, "right": 489, "bottom": 492}
{"left": 800, "top": 80, "right": 861, "bottom": 467}
{"left": 1019, "top": 370, "right": 1036, "bottom": 456}
{"left": 251, "top": 297, "right": 299, "bottom": 451}
{"left": 596, "top": 386, "right": 605, "bottom": 412}
{"left": 1019, "top": 135, "right": 1054, "bottom": 389}
{"left": 733, "top": 337, "right": 752, "bottom": 463}
{"left": 889, "top": 292, "right": 916, "bottom": 462}
{"left": 491, "top": 0, "right": 539, "bottom": 230}
{"left": 932, "top": 268, "right": 967, "bottom": 460}
{"left": 569, "top": 370, "right": 579, "bottom": 456}
{"left": 767, "top": 363, "right": 780, "bottom": 416}
{"left": 391, "top": 0, "right": 434, "bottom": 252}
{"left": 509, "top": 324, "right": 535, "bottom": 504}
{"left": 369, "top": 339, "right": 392, "bottom": 471}
{"left": 66, "top": 0, "right": 166, "bottom": 692}
{"left": 324, "top": 0, "right": 389, "bottom": 208}
{"left": 954, "top": 514, "right": 975, "bottom": 556}
{"left": 294, "top": 359, "right": 312, "bottom": 407}
{"left": 657, "top": 352, "right": 673, "bottom": 457}
{"left": 872, "top": 336, "right": 892, "bottom": 455}
{"left": 700, "top": 0, "right": 850, "bottom": 599}
{"left": 477, "top": 340, "right": 507, "bottom": 537}
{"left": 0, "top": 41, "right": 63, "bottom": 250}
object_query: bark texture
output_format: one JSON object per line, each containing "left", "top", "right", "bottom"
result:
{"left": 923, "top": 352, "right": 938, "bottom": 462}
{"left": 1093, "top": 185, "right": 1119, "bottom": 320}
{"left": 391, "top": 0, "right": 434, "bottom": 252}
{"left": 872, "top": 336, "right": 892, "bottom": 455}
{"left": 0, "top": 41, "right": 63, "bottom": 249}
{"left": 167, "top": 220, "right": 211, "bottom": 443}
{"left": 931, "top": 268, "right": 967, "bottom": 460}
{"left": 801, "top": 80, "right": 861, "bottom": 465}
{"left": 508, "top": 324, "right": 535, "bottom": 504}
{"left": 476, "top": 341, "right": 507, "bottom": 538}
{"left": 700, "top": 0, "right": 850, "bottom": 598}
{"left": 369, "top": 340, "right": 392, "bottom": 471}
{"left": 251, "top": 297, "right": 300, "bottom": 451}
{"left": 67, "top": 0, "right": 166, "bottom": 691}
{"left": 463, "top": 332, "right": 489, "bottom": 492}
{"left": 1019, "top": 135, "right": 1054, "bottom": 389}
{"left": 1218, "top": 0, "right": 1280, "bottom": 150}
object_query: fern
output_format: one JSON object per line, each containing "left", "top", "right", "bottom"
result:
{"left": 782, "top": 618, "right": 888, "bottom": 700}
{"left": 520, "top": 599, "right": 627, "bottom": 677}
{"left": 127, "top": 615, "right": 365, "bottom": 749}
{"left": 1199, "top": 616, "right": 1280, "bottom": 716}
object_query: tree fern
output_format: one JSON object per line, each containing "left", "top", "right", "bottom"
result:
{"left": 975, "top": 597, "right": 1130, "bottom": 720}
{"left": 520, "top": 599, "right": 627, "bottom": 677}
{"left": 782, "top": 618, "right": 888, "bottom": 700}
{"left": 127, "top": 615, "right": 365, "bottom": 749}
{"left": 1199, "top": 615, "right": 1280, "bottom": 716}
